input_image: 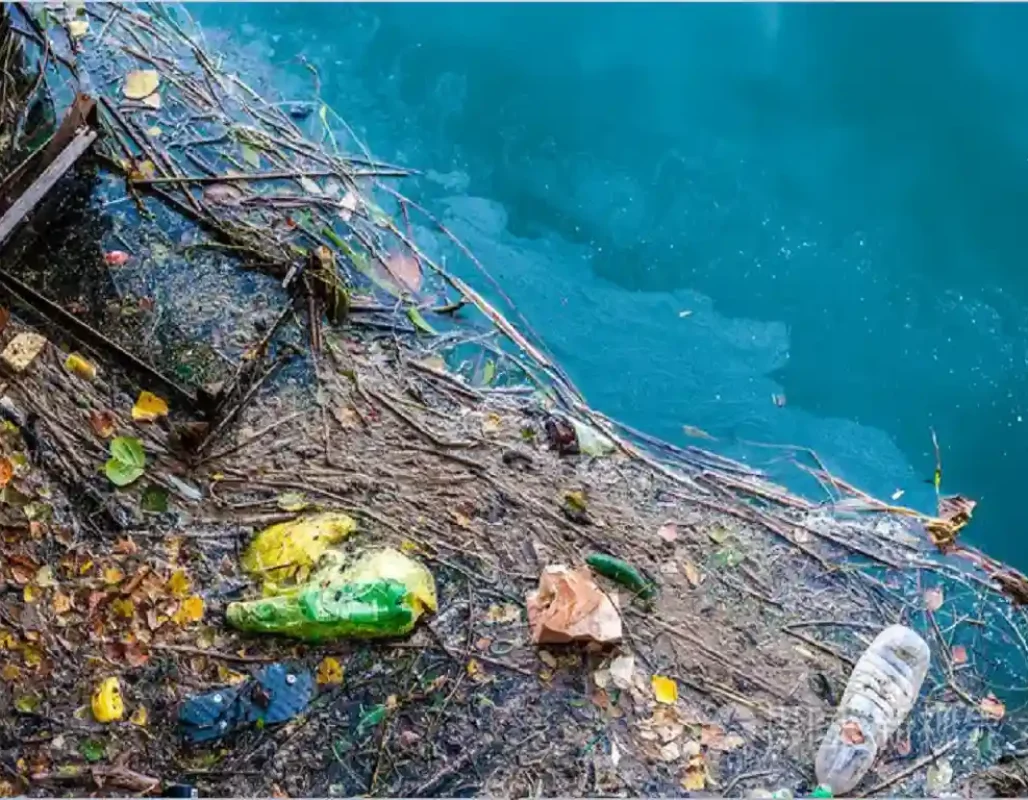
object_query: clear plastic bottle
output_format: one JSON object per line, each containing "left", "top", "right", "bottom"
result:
{"left": 815, "top": 624, "right": 930, "bottom": 795}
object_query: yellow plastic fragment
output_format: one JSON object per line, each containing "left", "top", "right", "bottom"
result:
{"left": 91, "top": 677, "right": 124, "bottom": 723}
{"left": 241, "top": 513, "right": 357, "bottom": 584}
{"left": 652, "top": 674, "right": 679, "bottom": 705}
{"left": 341, "top": 547, "right": 437, "bottom": 614}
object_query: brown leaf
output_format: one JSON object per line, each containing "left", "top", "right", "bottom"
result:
{"left": 894, "top": 734, "right": 912, "bottom": 757}
{"left": 951, "top": 645, "right": 968, "bottom": 665}
{"left": 683, "top": 561, "right": 701, "bottom": 587}
{"left": 123, "top": 642, "right": 150, "bottom": 668}
{"left": 924, "top": 587, "right": 944, "bottom": 612}
{"left": 0, "top": 458, "right": 12, "bottom": 488}
{"left": 383, "top": 252, "right": 422, "bottom": 294}
{"left": 88, "top": 409, "right": 117, "bottom": 438}
{"left": 981, "top": 693, "right": 1005, "bottom": 721}
{"left": 0, "top": 307, "right": 9, "bottom": 334}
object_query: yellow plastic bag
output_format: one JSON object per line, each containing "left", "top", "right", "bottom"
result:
{"left": 91, "top": 677, "right": 124, "bottom": 723}
{"left": 241, "top": 513, "right": 356, "bottom": 584}
{"left": 339, "top": 547, "right": 437, "bottom": 615}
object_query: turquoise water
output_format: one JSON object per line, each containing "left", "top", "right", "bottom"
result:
{"left": 196, "top": 3, "right": 1028, "bottom": 569}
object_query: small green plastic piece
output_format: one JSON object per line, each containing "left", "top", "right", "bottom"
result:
{"left": 810, "top": 785, "right": 834, "bottom": 799}
{"left": 585, "top": 553, "right": 656, "bottom": 600}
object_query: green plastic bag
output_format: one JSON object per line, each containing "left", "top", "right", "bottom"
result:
{"left": 227, "top": 548, "right": 436, "bottom": 642}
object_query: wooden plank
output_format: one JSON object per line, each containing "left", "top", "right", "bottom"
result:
{"left": 0, "top": 126, "right": 96, "bottom": 247}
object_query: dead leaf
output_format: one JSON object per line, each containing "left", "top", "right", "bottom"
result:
{"left": 526, "top": 565, "right": 622, "bottom": 645}
{"left": 383, "top": 252, "right": 422, "bottom": 294}
{"left": 52, "top": 592, "right": 72, "bottom": 615}
{"left": 65, "top": 353, "right": 96, "bottom": 381}
{"left": 172, "top": 595, "right": 204, "bottom": 625}
{"left": 681, "top": 424, "right": 715, "bottom": 441}
{"left": 339, "top": 191, "right": 359, "bottom": 221}
{"left": 482, "top": 413, "right": 502, "bottom": 435}
{"left": 68, "top": 18, "right": 89, "bottom": 38}
{"left": 981, "top": 693, "right": 1005, "bottom": 721}
{"left": 168, "top": 568, "right": 192, "bottom": 597}
{"left": 926, "top": 757, "right": 954, "bottom": 795}
{"left": 951, "top": 645, "right": 968, "bottom": 665}
{"left": 131, "top": 391, "right": 168, "bottom": 422}
{"left": 202, "top": 183, "right": 244, "bottom": 206}
{"left": 924, "top": 587, "right": 944, "bottom": 612}
{"left": 103, "top": 566, "right": 124, "bottom": 586}
{"left": 683, "top": 561, "right": 701, "bottom": 587}
{"left": 894, "top": 734, "right": 912, "bottom": 757}
{"left": 707, "top": 526, "right": 729, "bottom": 544}
{"left": 88, "top": 409, "right": 117, "bottom": 438}
{"left": 316, "top": 656, "right": 343, "bottom": 685}
{"left": 130, "top": 706, "right": 148, "bottom": 726}
{"left": 124, "top": 70, "right": 160, "bottom": 101}
{"left": 681, "top": 753, "right": 708, "bottom": 791}
{"left": 0, "top": 459, "right": 12, "bottom": 488}
{"left": 657, "top": 521, "right": 678, "bottom": 543}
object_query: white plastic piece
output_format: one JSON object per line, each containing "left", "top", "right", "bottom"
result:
{"left": 815, "top": 624, "right": 930, "bottom": 795}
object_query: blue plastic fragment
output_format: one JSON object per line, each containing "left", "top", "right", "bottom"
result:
{"left": 178, "top": 663, "right": 314, "bottom": 743}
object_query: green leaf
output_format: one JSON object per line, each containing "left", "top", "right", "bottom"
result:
{"left": 80, "top": 739, "right": 106, "bottom": 763}
{"left": 481, "top": 359, "right": 496, "bottom": 386}
{"left": 406, "top": 307, "right": 437, "bottom": 336}
{"left": 712, "top": 546, "right": 742, "bottom": 569}
{"left": 106, "top": 436, "right": 146, "bottom": 487}
{"left": 111, "top": 437, "right": 145, "bottom": 468}
{"left": 14, "top": 692, "right": 41, "bottom": 713}
{"left": 241, "top": 143, "right": 260, "bottom": 168}
{"left": 1, "top": 483, "right": 31, "bottom": 507}
{"left": 141, "top": 484, "right": 169, "bottom": 513}
{"left": 357, "top": 704, "right": 386, "bottom": 733}
{"left": 319, "top": 104, "right": 329, "bottom": 127}
{"left": 277, "top": 491, "right": 309, "bottom": 512}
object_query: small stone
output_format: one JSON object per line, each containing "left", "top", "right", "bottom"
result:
{"left": 1, "top": 333, "right": 47, "bottom": 373}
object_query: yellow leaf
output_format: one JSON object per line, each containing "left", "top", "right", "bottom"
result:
{"left": 131, "top": 391, "right": 169, "bottom": 422}
{"left": 1, "top": 664, "right": 20, "bottom": 681}
{"left": 68, "top": 18, "right": 89, "bottom": 38}
{"left": 103, "top": 566, "right": 125, "bottom": 586}
{"left": 140, "top": 92, "right": 161, "bottom": 110}
{"left": 681, "top": 753, "right": 708, "bottom": 791}
{"left": 652, "top": 675, "right": 678, "bottom": 705}
{"left": 482, "top": 413, "right": 502, "bottom": 434}
{"left": 22, "top": 586, "right": 36, "bottom": 604}
{"left": 112, "top": 597, "right": 135, "bottom": 619}
{"left": 683, "top": 561, "right": 701, "bottom": 588}
{"left": 91, "top": 677, "right": 124, "bottom": 722}
{"left": 123, "top": 69, "right": 160, "bottom": 101}
{"left": 22, "top": 645, "right": 41, "bottom": 668}
{"left": 173, "top": 595, "right": 204, "bottom": 625}
{"left": 316, "top": 656, "right": 344, "bottom": 686}
{"left": 399, "top": 539, "right": 419, "bottom": 555}
{"left": 167, "top": 569, "right": 190, "bottom": 597}
{"left": 0, "top": 632, "right": 17, "bottom": 650}
{"left": 79, "top": 560, "right": 94, "bottom": 575}
{"left": 466, "top": 658, "right": 483, "bottom": 680}
{"left": 146, "top": 126, "right": 162, "bottom": 138}
{"left": 64, "top": 353, "right": 96, "bottom": 381}
{"left": 52, "top": 592, "right": 72, "bottom": 615}
{"left": 130, "top": 705, "right": 148, "bottom": 726}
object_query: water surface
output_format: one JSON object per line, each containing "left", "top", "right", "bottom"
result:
{"left": 195, "top": 3, "right": 1028, "bottom": 568}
